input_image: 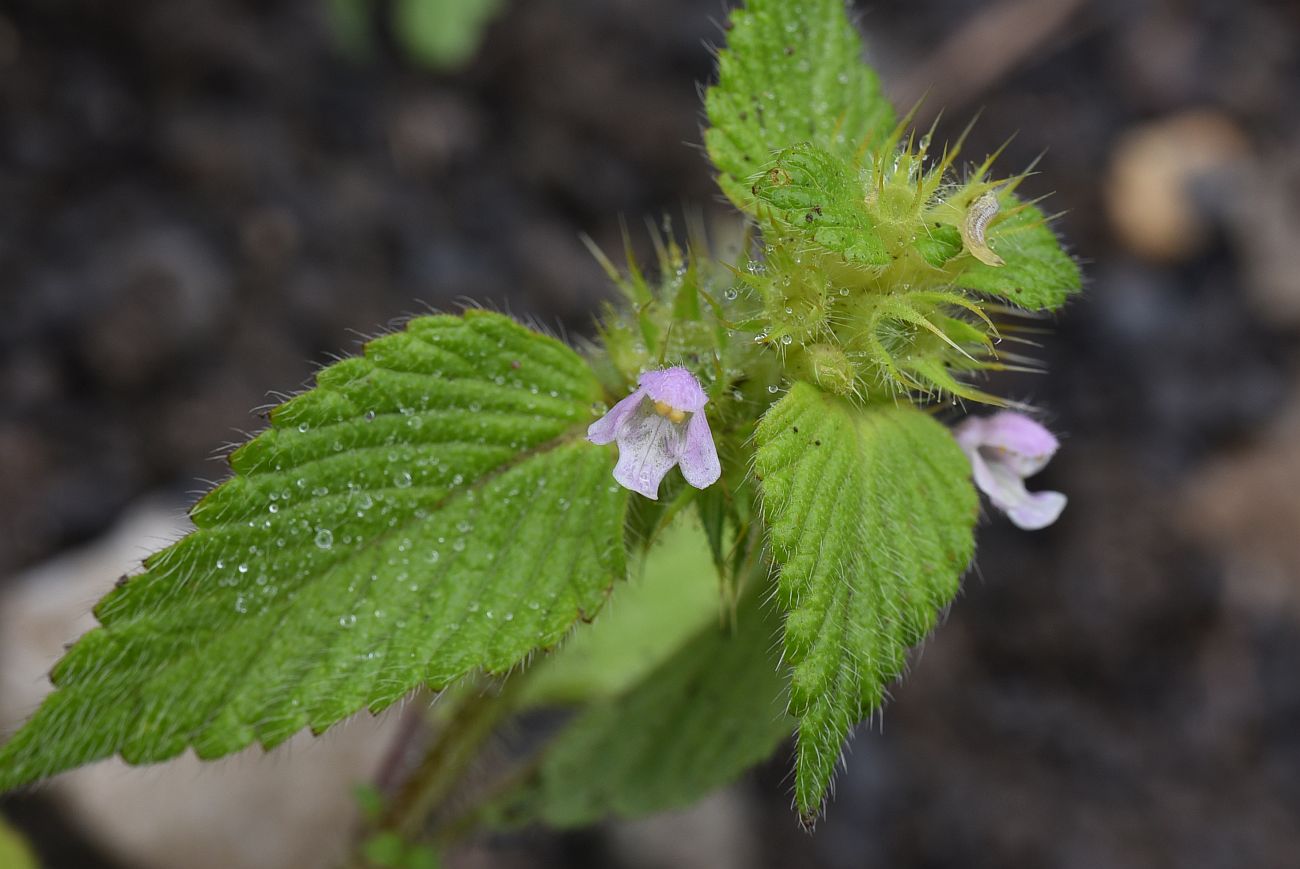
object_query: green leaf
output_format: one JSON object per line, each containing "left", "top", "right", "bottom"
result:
{"left": 705, "top": 0, "right": 896, "bottom": 210}
{"left": 0, "top": 311, "right": 627, "bottom": 789}
{"left": 393, "top": 0, "right": 504, "bottom": 70}
{"left": 0, "top": 818, "right": 38, "bottom": 869}
{"left": 755, "top": 384, "right": 976, "bottom": 821}
{"left": 492, "top": 547, "right": 792, "bottom": 827}
{"left": 750, "top": 142, "right": 890, "bottom": 266}
{"left": 516, "top": 518, "right": 723, "bottom": 708}
{"left": 948, "top": 197, "right": 1081, "bottom": 310}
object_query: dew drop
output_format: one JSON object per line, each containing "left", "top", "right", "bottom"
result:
{"left": 315, "top": 529, "right": 334, "bottom": 550}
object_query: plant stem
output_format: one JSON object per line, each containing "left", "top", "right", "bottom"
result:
{"left": 347, "top": 680, "right": 515, "bottom": 867}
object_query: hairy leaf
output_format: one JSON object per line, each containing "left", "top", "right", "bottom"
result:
{"left": 705, "top": 0, "right": 896, "bottom": 210}
{"left": 492, "top": 559, "right": 791, "bottom": 827}
{"left": 755, "top": 384, "right": 976, "bottom": 820}
{"left": 948, "top": 197, "right": 1081, "bottom": 310}
{"left": 0, "top": 311, "right": 627, "bottom": 789}
{"left": 750, "top": 142, "right": 890, "bottom": 265}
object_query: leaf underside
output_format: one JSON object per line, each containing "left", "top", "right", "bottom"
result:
{"left": 492, "top": 573, "right": 792, "bottom": 828}
{"left": 755, "top": 384, "right": 976, "bottom": 820}
{"left": 0, "top": 310, "right": 627, "bottom": 789}
{"left": 704, "top": 0, "right": 896, "bottom": 210}
{"left": 516, "top": 518, "right": 725, "bottom": 709}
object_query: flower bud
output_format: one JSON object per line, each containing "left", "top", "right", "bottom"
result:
{"left": 788, "top": 343, "right": 856, "bottom": 395}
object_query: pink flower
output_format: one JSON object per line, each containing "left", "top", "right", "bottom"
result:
{"left": 587, "top": 367, "right": 721, "bottom": 500}
{"left": 954, "top": 411, "right": 1067, "bottom": 530}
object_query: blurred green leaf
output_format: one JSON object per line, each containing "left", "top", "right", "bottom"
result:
{"left": 354, "top": 783, "right": 386, "bottom": 823}
{"left": 363, "top": 832, "right": 407, "bottom": 868}
{"left": 403, "top": 844, "right": 441, "bottom": 869}
{"left": 394, "top": 0, "right": 505, "bottom": 69}
{"left": 0, "top": 818, "right": 38, "bottom": 869}
{"left": 325, "top": 0, "right": 375, "bottom": 60}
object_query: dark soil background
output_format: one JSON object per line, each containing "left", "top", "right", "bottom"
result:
{"left": 2, "top": 0, "right": 1299, "bottom": 867}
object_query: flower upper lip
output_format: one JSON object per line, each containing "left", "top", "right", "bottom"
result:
{"left": 637, "top": 367, "right": 708, "bottom": 413}
{"left": 587, "top": 366, "right": 720, "bottom": 500}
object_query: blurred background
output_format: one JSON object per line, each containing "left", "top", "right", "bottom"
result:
{"left": 1, "top": 0, "right": 1298, "bottom": 866}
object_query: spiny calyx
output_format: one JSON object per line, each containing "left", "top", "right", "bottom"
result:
{"left": 745, "top": 115, "right": 1072, "bottom": 404}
